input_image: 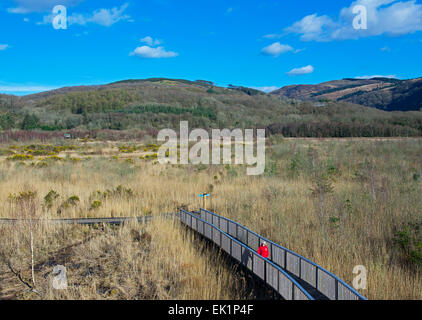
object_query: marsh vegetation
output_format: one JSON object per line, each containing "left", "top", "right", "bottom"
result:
{"left": 0, "top": 136, "right": 421, "bottom": 299}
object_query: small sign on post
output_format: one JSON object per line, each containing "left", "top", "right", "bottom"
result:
{"left": 198, "top": 193, "right": 210, "bottom": 210}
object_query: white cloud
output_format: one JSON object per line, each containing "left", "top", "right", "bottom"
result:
{"left": 261, "top": 42, "right": 294, "bottom": 57}
{"left": 37, "top": 14, "right": 54, "bottom": 25}
{"left": 89, "top": 3, "right": 130, "bottom": 26}
{"left": 263, "top": 34, "right": 284, "bottom": 39}
{"left": 252, "top": 86, "right": 279, "bottom": 93}
{"left": 130, "top": 46, "right": 178, "bottom": 58}
{"left": 0, "top": 84, "right": 58, "bottom": 93}
{"left": 285, "top": 0, "right": 422, "bottom": 41}
{"left": 285, "top": 14, "right": 336, "bottom": 41}
{"left": 8, "top": 0, "right": 81, "bottom": 14}
{"left": 7, "top": 7, "right": 29, "bottom": 14}
{"left": 141, "top": 36, "right": 162, "bottom": 46}
{"left": 0, "top": 44, "right": 9, "bottom": 51}
{"left": 38, "top": 3, "right": 131, "bottom": 27}
{"left": 131, "top": 36, "right": 177, "bottom": 58}
{"left": 354, "top": 74, "right": 397, "bottom": 79}
{"left": 287, "top": 65, "right": 315, "bottom": 76}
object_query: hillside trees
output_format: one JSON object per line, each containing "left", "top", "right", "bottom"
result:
{"left": 21, "top": 114, "right": 40, "bottom": 130}
{"left": 0, "top": 113, "right": 15, "bottom": 130}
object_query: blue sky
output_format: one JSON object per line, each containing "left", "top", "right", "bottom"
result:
{"left": 0, "top": 0, "right": 422, "bottom": 95}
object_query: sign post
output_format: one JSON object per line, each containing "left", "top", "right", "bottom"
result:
{"left": 198, "top": 193, "right": 210, "bottom": 210}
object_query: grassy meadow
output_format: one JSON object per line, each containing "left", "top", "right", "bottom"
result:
{"left": 0, "top": 136, "right": 421, "bottom": 299}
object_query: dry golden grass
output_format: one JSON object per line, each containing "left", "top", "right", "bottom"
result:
{"left": 1, "top": 137, "right": 422, "bottom": 299}
{"left": 0, "top": 218, "right": 249, "bottom": 300}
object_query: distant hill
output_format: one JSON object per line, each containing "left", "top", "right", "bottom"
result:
{"left": 1, "top": 77, "right": 422, "bottom": 137}
{"left": 271, "top": 77, "right": 422, "bottom": 111}
{"left": 1, "top": 78, "right": 297, "bottom": 132}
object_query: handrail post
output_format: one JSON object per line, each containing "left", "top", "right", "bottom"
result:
{"left": 270, "top": 243, "right": 273, "bottom": 261}
{"left": 299, "top": 257, "right": 302, "bottom": 278}
{"left": 292, "top": 282, "right": 295, "bottom": 300}
{"left": 335, "top": 279, "right": 339, "bottom": 300}
{"left": 264, "top": 260, "right": 267, "bottom": 284}
{"left": 251, "top": 250, "right": 254, "bottom": 272}
{"left": 316, "top": 267, "right": 319, "bottom": 292}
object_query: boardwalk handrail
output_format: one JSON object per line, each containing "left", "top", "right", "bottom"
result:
{"left": 179, "top": 209, "right": 315, "bottom": 300}
{"left": 199, "top": 208, "right": 367, "bottom": 300}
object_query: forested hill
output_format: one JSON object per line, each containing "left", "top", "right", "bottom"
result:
{"left": 271, "top": 77, "right": 422, "bottom": 112}
{"left": 1, "top": 78, "right": 422, "bottom": 138}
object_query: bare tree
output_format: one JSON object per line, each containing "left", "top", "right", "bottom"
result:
{"left": 369, "top": 160, "right": 377, "bottom": 202}
{"left": 8, "top": 191, "right": 41, "bottom": 295}
{"left": 311, "top": 174, "right": 334, "bottom": 221}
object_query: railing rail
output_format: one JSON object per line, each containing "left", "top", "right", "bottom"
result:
{"left": 0, "top": 213, "right": 178, "bottom": 226}
{"left": 179, "top": 209, "right": 314, "bottom": 300}
{"left": 198, "top": 208, "right": 367, "bottom": 301}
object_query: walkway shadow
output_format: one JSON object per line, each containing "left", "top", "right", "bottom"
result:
{"left": 241, "top": 248, "right": 253, "bottom": 267}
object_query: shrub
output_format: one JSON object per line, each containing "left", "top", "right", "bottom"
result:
{"left": 90, "top": 185, "right": 134, "bottom": 200}
{"left": 57, "top": 195, "right": 80, "bottom": 214}
{"left": 8, "top": 190, "right": 37, "bottom": 202}
{"left": 7, "top": 154, "right": 34, "bottom": 161}
{"left": 326, "top": 159, "right": 341, "bottom": 178}
{"left": 35, "top": 161, "right": 48, "bottom": 168}
{"left": 44, "top": 190, "right": 60, "bottom": 210}
{"left": 393, "top": 221, "right": 422, "bottom": 268}
{"left": 67, "top": 195, "right": 80, "bottom": 206}
{"left": 45, "top": 156, "right": 63, "bottom": 161}
{"left": 29, "top": 150, "right": 57, "bottom": 156}
{"left": 89, "top": 200, "right": 102, "bottom": 211}
{"left": 0, "top": 149, "right": 14, "bottom": 156}
{"left": 118, "top": 146, "right": 137, "bottom": 153}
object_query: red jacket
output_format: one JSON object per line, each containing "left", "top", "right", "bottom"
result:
{"left": 257, "top": 245, "right": 269, "bottom": 258}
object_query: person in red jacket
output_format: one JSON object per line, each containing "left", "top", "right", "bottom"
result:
{"left": 257, "top": 241, "right": 269, "bottom": 258}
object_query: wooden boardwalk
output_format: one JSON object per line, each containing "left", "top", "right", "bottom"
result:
{"left": 0, "top": 210, "right": 366, "bottom": 300}
{"left": 180, "top": 208, "right": 367, "bottom": 301}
